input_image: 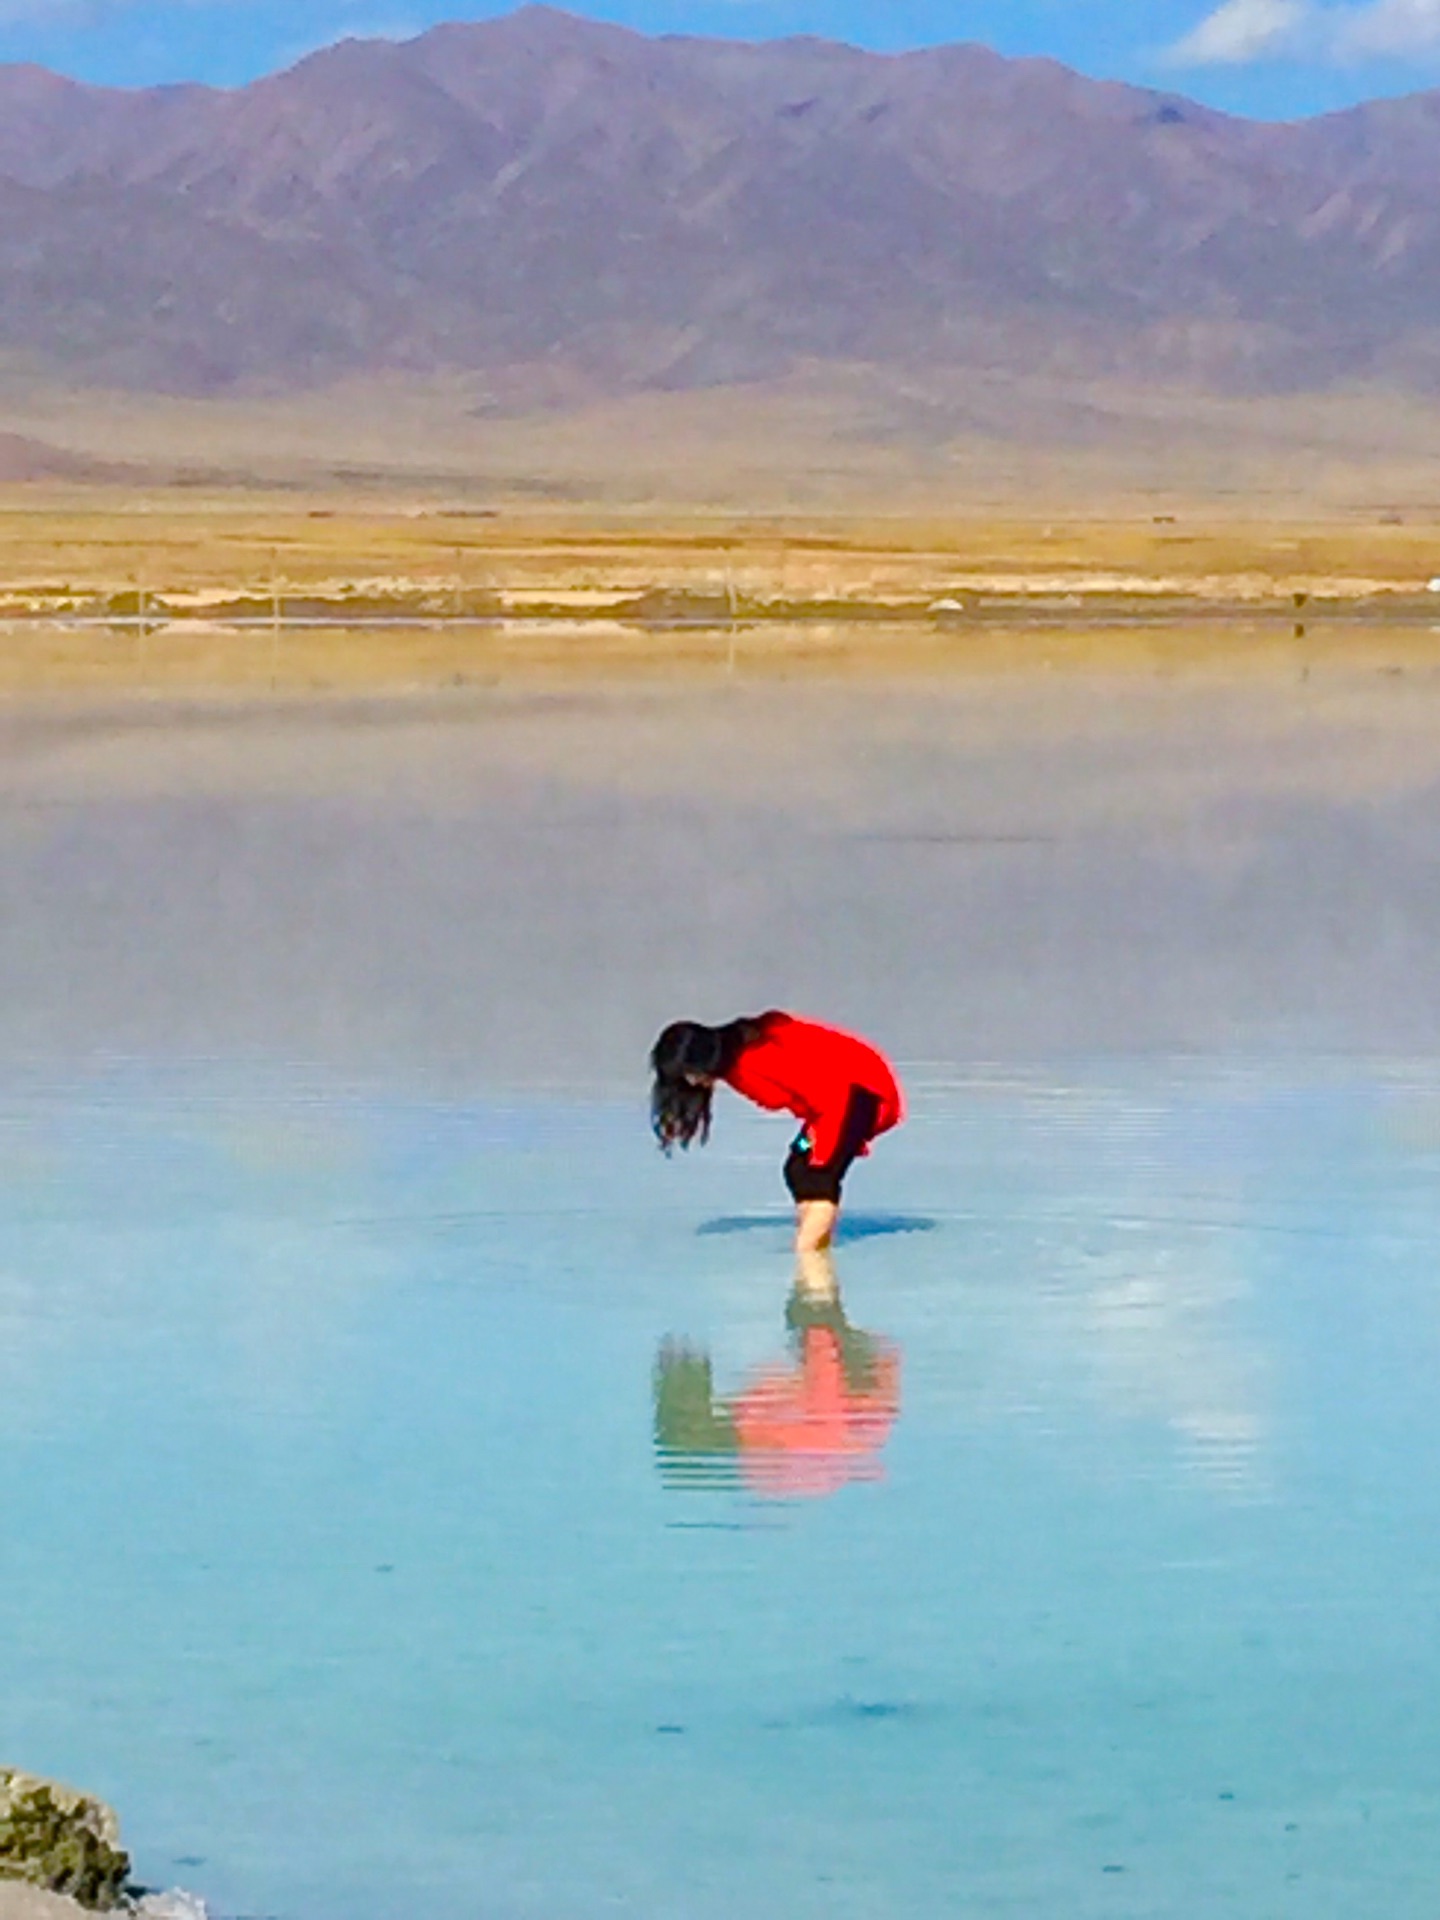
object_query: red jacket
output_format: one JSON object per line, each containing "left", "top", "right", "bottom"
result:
{"left": 722, "top": 1013, "right": 904, "bottom": 1168}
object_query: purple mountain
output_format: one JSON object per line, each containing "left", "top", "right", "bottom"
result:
{"left": 1, "top": 4, "right": 1438, "bottom": 395}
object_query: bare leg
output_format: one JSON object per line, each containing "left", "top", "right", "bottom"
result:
{"left": 795, "top": 1198, "right": 839, "bottom": 1255}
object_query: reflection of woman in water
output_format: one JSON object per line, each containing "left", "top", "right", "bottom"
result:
{"left": 649, "top": 1012, "right": 904, "bottom": 1275}
{"left": 653, "top": 1291, "right": 901, "bottom": 1500}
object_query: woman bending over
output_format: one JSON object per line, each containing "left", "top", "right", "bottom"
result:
{"left": 650, "top": 1011, "right": 904, "bottom": 1267}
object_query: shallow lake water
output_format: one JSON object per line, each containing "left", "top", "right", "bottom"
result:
{"left": 5, "top": 1057, "right": 1440, "bottom": 1919}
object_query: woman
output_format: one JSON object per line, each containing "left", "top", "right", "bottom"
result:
{"left": 649, "top": 1011, "right": 904, "bottom": 1259}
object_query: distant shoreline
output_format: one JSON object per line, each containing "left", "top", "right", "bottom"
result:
{"left": 0, "top": 493, "right": 1434, "bottom": 696}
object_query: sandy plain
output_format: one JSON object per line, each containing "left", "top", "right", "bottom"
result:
{"left": 11, "top": 361, "right": 1440, "bottom": 512}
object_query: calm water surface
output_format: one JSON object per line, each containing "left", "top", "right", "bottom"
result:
{"left": 4, "top": 1060, "right": 1440, "bottom": 1918}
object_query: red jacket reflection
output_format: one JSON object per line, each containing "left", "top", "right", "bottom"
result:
{"left": 732, "top": 1328, "right": 901, "bottom": 1500}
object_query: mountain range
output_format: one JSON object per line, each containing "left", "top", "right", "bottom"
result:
{"left": 4, "top": 4, "right": 1440, "bottom": 399}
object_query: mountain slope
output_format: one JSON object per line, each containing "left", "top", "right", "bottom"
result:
{"left": 1, "top": 5, "right": 1439, "bottom": 396}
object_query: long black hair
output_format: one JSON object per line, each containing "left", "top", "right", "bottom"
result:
{"left": 650, "top": 1015, "right": 771, "bottom": 1152}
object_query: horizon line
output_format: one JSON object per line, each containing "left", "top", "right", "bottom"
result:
{"left": 0, "top": 1, "right": 1428, "bottom": 128}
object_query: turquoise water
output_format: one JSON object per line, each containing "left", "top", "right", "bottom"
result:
{"left": 5, "top": 1061, "right": 1440, "bottom": 1918}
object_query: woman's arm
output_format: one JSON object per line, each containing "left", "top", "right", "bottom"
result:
{"left": 806, "top": 1075, "right": 865, "bottom": 1168}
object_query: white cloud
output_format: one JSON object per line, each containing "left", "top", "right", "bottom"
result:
{"left": 1172, "top": 0, "right": 1440, "bottom": 64}
{"left": 1170, "top": 0, "right": 1311, "bottom": 64}
{"left": 1335, "top": 0, "right": 1440, "bottom": 55}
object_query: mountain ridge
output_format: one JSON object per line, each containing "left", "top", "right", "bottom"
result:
{"left": 1, "top": 6, "right": 1439, "bottom": 398}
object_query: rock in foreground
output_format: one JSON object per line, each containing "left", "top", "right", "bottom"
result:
{"left": 0, "top": 1773, "right": 130, "bottom": 1911}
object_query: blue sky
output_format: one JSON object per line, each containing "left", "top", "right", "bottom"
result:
{"left": 4, "top": 0, "right": 1440, "bottom": 119}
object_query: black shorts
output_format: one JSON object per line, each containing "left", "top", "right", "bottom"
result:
{"left": 783, "top": 1086, "right": 883, "bottom": 1205}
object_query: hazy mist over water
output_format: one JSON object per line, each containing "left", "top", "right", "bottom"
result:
{"left": 2, "top": 673, "right": 1440, "bottom": 1081}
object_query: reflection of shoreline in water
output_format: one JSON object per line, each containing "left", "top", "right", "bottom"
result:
{"left": 653, "top": 1291, "right": 902, "bottom": 1500}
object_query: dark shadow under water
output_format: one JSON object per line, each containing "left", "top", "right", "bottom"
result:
{"left": 697, "top": 1212, "right": 937, "bottom": 1243}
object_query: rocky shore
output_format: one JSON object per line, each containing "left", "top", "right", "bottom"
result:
{"left": 0, "top": 1774, "right": 202, "bottom": 1920}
